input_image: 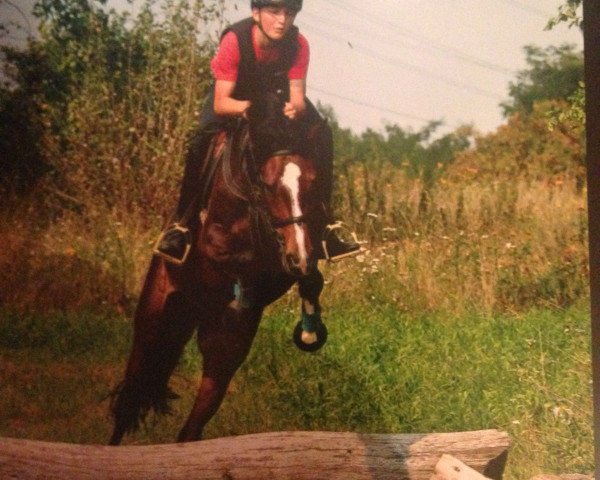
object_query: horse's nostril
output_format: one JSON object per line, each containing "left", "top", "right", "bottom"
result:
{"left": 286, "top": 253, "right": 300, "bottom": 267}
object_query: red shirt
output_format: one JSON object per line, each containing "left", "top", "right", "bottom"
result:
{"left": 211, "top": 26, "right": 310, "bottom": 82}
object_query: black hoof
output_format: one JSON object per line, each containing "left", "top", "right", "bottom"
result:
{"left": 293, "top": 320, "right": 328, "bottom": 352}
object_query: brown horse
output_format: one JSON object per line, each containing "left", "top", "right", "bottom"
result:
{"left": 109, "top": 92, "right": 329, "bottom": 445}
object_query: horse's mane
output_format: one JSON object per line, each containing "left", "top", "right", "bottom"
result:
{"left": 246, "top": 91, "right": 304, "bottom": 162}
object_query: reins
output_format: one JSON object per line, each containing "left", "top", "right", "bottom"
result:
{"left": 221, "top": 122, "right": 284, "bottom": 259}
{"left": 191, "top": 114, "right": 312, "bottom": 263}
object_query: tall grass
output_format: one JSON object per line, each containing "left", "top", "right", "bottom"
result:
{"left": 331, "top": 171, "right": 588, "bottom": 315}
{"left": 0, "top": 168, "right": 588, "bottom": 316}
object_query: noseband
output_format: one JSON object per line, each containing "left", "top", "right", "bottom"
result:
{"left": 271, "top": 214, "right": 307, "bottom": 229}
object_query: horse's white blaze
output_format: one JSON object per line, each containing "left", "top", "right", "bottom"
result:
{"left": 281, "top": 162, "right": 308, "bottom": 269}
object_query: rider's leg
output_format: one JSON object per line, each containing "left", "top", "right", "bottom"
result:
{"left": 303, "top": 100, "right": 360, "bottom": 261}
{"left": 155, "top": 89, "right": 225, "bottom": 264}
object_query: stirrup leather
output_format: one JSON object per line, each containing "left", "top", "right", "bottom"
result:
{"left": 321, "top": 221, "right": 361, "bottom": 262}
{"left": 153, "top": 223, "right": 192, "bottom": 266}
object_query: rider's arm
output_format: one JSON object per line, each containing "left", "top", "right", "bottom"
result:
{"left": 284, "top": 78, "right": 306, "bottom": 120}
{"left": 213, "top": 79, "right": 252, "bottom": 118}
{"left": 284, "top": 33, "right": 309, "bottom": 120}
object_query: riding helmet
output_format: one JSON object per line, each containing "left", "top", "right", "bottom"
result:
{"left": 251, "top": 0, "right": 303, "bottom": 12}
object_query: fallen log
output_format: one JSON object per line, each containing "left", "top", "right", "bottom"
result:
{"left": 432, "top": 454, "right": 493, "bottom": 480}
{"left": 0, "top": 429, "right": 510, "bottom": 480}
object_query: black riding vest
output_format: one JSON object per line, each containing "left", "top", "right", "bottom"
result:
{"left": 220, "top": 17, "right": 300, "bottom": 100}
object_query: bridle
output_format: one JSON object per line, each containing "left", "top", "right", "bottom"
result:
{"left": 254, "top": 147, "right": 310, "bottom": 230}
{"left": 218, "top": 115, "right": 315, "bottom": 262}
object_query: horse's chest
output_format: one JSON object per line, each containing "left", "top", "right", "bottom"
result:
{"left": 201, "top": 217, "right": 254, "bottom": 264}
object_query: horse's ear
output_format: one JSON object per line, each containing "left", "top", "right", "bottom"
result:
{"left": 261, "top": 156, "right": 284, "bottom": 187}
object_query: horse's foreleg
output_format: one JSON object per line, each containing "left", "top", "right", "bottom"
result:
{"left": 177, "top": 302, "right": 262, "bottom": 442}
{"left": 294, "top": 268, "right": 327, "bottom": 352}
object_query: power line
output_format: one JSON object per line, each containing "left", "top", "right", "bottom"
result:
{"left": 324, "top": 0, "right": 515, "bottom": 76}
{"left": 302, "top": 21, "right": 505, "bottom": 101}
{"left": 0, "top": 0, "right": 34, "bottom": 37}
{"left": 496, "top": 0, "right": 552, "bottom": 18}
{"left": 301, "top": 11, "right": 514, "bottom": 76}
{"left": 309, "top": 85, "right": 465, "bottom": 131}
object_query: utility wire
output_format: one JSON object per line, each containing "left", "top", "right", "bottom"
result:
{"left": 0, "top": 0, "right": 34, "bottom": 37}
{"left": 302, "top": 10, "right": 514, "bottom": 76}
{"left": 324, "top": 0, "right": 514, "bottom": 76}
{"left": 496, "top": 0, "right": 553, "bottom": 18}
{"left": 309, "top": 85, "right": 465, "bottom": 131}
{"left": 303, "top": 21, "right": 505, "bottom": 101}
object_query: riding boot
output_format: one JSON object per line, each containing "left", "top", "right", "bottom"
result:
{"left": 311, "top": 119, "right": 361, "bottom": 261}
{"left": 154, "top": 131, "right": 214, "bottom": 265}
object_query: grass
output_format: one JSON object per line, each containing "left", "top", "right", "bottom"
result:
{"left": 0, "top": 299, "right": 592, "bottom": 478}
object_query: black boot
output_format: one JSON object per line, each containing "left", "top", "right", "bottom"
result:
{"left": 306, "top": 117, "right": 361, "bottom": 261}
{"left": 154, "top": 224, "right": 192, "bottom": 265}
{"left": 153, "top": 129, "right": 215, "bottom": 265}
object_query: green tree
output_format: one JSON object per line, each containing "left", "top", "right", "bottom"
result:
{"left": 501, "top": 43, "right": 583, "bottom": 117}
{"left": 451, "top": 99, "right": 585, "bottom": 189}
{"left": 545, "top": 0, "right": 584, "bottom": 132}
{"left": 0, "top": 0, "right": 220, "bottom": 211}
{"left": 0, "top": 43, "right": 55, "bottom": 193}
{"left": 546, "top": 0, "right": 582, "bottom": 30}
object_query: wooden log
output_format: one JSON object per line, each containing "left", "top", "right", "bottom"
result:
{"left": 0, "top": 429, "right": 510, "bottom": 480}
{"left": 432, "top": 454, "right": 492, "bottom": 480}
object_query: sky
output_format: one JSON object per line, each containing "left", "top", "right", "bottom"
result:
{"left": 0, "top": 0, "right": 583, "bottom": 135}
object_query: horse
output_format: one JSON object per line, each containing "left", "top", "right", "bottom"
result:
{"left": 109, "top": 91, "right": 329, "bottom": 445}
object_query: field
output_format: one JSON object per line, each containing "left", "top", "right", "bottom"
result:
{"left": 0, "top": 154, "right": 593, "bottom": 479}
{"left": 0, "top": 268, "right": 593, "bottom": 479}
{"left": 0, "top": 1, "right": 591, "bottom": 476}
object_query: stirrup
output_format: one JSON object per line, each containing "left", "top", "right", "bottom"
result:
{"left": 321, "top": 221, "right": 362, "bottom": 263}
{"left": 153, "top": 223, "right": 192, "bottom": 266}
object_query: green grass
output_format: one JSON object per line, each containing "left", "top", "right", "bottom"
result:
{"left": 0, "top": 303, "right": 592, "bottom": 477}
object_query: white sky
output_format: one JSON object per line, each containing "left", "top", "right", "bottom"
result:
{"left": 1, "top": 0, "right": 583, "bottom": 135}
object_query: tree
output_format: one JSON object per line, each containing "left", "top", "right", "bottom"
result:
{"left": 501, "top": 43, "right": 583, "bottom": 117}
{"left": 0, "top": 0, "right": 220, "bottom": 208}
{"left": 544, "top": 0, "right": 584, "bottom": 132}
{"left": 545, "top": 0, "right": 582, "bottom": 30}
{"left": 450, "top": 99, "right": 585, "bottom": 190}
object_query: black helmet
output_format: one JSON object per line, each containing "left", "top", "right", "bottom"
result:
{"left": 251, "top": 0, "right": 303, "bottom": 12}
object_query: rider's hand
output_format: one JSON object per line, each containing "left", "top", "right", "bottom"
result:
{"left": 241, "top": 101, "right": 251, "bottom": 119}
{"left": 283, "top": 102, "right": 298, "bottom": 120}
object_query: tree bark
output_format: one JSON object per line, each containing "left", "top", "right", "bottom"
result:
{"left": 0, "top": 429, "right": 510, "bottom": 480}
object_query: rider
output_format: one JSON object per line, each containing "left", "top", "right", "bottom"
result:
{"left": 156, "top": 0, "right": 360, "bottom": 264}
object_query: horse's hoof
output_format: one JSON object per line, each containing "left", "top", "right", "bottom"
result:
{"left": 293, "top": 321, "right": 327, "bottom": 352}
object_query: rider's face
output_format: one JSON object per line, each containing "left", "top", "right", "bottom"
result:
{"left": 252, "top": 7, "right": 297, "bottom": 42}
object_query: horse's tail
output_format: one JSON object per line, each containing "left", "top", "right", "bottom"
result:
{"left": 109, "top": 376, "right": 180, "bottom": 445}
{"left": 108, "top": 257, "right": 195, "bottom": 445}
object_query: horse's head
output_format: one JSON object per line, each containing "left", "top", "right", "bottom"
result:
{"left": 247, "top": 92, "right": 321, "bottom": 276}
